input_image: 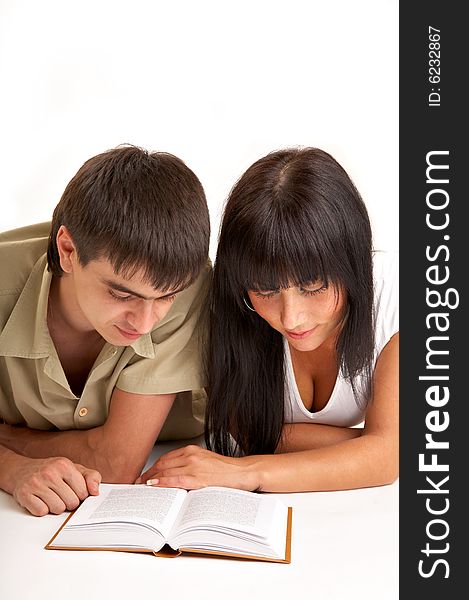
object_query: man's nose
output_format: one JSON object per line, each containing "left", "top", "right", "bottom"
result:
{"left": 127, "top": 301, "right": 158, "bottom": 334}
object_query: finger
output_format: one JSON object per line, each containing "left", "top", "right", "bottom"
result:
{"left": 26, "top": 495, "right": 51, "bottom": 517}
{"left": 138, "top": 446, "right": 205, "bottom": 483}
{"left": 85, "top": 474, "right": 101, "bottom": 496}
{"left": 155, "top": 447, "right": 208, "bottom": 471}
{"left": 37, "top": 488, "right": 69, "bottom": 514}
{"left": 147, "top": 464, "right": 202, "bottom": 484}
{"left": 137, "top": 465, "right": 159, "bottom": 484}
{"left": 19, "top": 486, "right": 69, "bottom": 516}
{"left": 147, "top": 474, "right": 202, "bottom": 490}
{"left": 139, "top": 457, "right": 191, "bottom": 483}
{"left": 49, "top": 480, "right": 82, "bottom": 511}
{"left": 14, "top": 490, "right": 50, "bottom": 517}
{"left": 157, "top": 444, "right": 203, "bottom": 463}
{"left": 37, "top": 461, "right": 83, "bottom": 510}
{"left": 154, "top": 456, "right": 195, "bottom": 472}
{"left": 60, "top": 466, "right": 90, "bottom": 502}
{"left": 79, "top": 467, "right": 102, "bottom": 496}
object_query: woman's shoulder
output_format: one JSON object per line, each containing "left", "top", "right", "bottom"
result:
{"left": 372, "top": 249, "right": 399, "bottom": 280}
{"left": 372, "top": 249, "right": 399, "bottom": 346}
{"left": 373, "top": 250, "right": 399, "bottom": 298}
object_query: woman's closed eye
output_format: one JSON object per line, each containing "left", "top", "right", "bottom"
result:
{"left": 299, "top": 283, "right": 328, "bottom": 296}
{"left": 253, "top": 289, "right": 279, "bottom": 300}
{"left": 252, "top": 283, "right": 328, "bottom": 300}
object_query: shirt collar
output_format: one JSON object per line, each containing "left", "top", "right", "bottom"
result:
{"left": 0, "top": 254, "right": 156, "bottom": 360}
{"left": 0, "top": 254, "right": 53, "bottom": 358}
{"left": 129, "top": 332, "right": 155, "bottom": 358}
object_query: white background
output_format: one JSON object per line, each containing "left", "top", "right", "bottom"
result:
{"left": 0, "top": 0, "right": 398, "bottom": 262}
{"left": 0, "top": 440, "right": 399, "bottom": 600}
{"left": 0, "top": 4, "right": 398, "bottom": 597}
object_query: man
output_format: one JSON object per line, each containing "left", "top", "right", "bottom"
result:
{"left": 0, "top": 145, "right": 211, "bottom": 516}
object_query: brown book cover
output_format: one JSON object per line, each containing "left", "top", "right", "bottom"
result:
{"left": 45, "top": 490, "right": 292, "bottom": 564}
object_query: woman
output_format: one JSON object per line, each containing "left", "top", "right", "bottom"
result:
{"left": 140, "top": 147, "right": 398, "bottom": 492}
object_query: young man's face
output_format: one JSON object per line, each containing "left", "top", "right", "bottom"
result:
{"left": 62, "top": 255, "right": 181, "bottom": 345}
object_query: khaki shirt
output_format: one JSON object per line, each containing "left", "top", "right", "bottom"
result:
{"left": 0, "top": 222, "right": 211, "bottom": 440}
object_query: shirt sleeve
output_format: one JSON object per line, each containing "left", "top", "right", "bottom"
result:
{"left": 115, "top": 261, "right": 211, "bottom": 395}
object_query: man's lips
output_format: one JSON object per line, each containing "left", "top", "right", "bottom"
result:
{"left": 115, "top": 325, "right": 142, "bottom": 340}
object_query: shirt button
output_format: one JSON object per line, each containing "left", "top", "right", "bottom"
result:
{"left": 78, "top": 407, "right": 88, "bottom": 417}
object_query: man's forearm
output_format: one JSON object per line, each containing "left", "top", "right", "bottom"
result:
{"left": 0, "top": 424, "right": 136, "bottom": 482}
{"left": 0, "top": 391, "right": 177, "bottom": 484}
{"left": 0, "top": 444, "right": 30, "bottom": 494}
{"left": 0, "top": 423, "right": 100, "bottom": 465}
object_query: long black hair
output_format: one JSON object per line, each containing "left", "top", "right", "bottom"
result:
{"left": 205, "top": 147, "right": 374, "bottom": 456}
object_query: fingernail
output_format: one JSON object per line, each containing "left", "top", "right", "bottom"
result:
{"left": 146, "top": 479, "right": 159, "bottom": 486}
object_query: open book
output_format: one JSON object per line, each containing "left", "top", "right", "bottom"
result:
{"left": 45, "top": 484, "right": 292, "bottom": 563}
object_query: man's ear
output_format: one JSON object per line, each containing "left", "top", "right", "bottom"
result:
{"left": 56, "top": 225, "right": 77, "bottom": 274}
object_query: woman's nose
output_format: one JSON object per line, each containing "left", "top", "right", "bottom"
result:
{"left": 280, "top": 295, "right": 306, "bottom": 331}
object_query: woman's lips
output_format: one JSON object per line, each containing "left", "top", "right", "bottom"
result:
{"left": 285, "top": 326, "right": 317, "bottom": 340}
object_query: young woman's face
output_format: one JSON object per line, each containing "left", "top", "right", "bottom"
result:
{"left": 247, "top": 281, "right": 346, "bottom": 352}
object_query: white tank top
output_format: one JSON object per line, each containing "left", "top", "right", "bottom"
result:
{"left": 284, "top": 250, "right": 399, "bottom": 426}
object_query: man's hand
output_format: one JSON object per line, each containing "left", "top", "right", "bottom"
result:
{"left": 0, "top": 390, "right": 177, "bottom": 484}
{"left": 11, "top": 455, "right": 101, "bottom": 517}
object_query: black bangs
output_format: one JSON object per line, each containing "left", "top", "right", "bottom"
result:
{"left": 220, "top": 187, "right": 352, "bottom": 298}
{"left": 216, "top": 146, "right": 370, "bottom": 307}
{"left": 227, "top": 221, "right": 332, "bottom": 294}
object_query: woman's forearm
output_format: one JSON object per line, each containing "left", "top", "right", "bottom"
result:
{"left": 277, "top": 422, "right": 363, "bottom": 453}
{"left": 247, "top": 433, "right": 398, "bottom": 492}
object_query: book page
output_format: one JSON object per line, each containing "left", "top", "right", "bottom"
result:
{"left": 87, "top": 485, "right": 185, "bottom": 531}
{"left": 173, "top": 486, "right": 280, "bottom": 535}
{"left": 55, "top": 484, "right": 187, "bottom": 542}
{"left": 168, "top": 486, "right": 289, "bottom": 559}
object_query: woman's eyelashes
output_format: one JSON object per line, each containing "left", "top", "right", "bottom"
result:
{"left": 253, "top": 289, "right": 279, "bottom": 300}
{"left": 252, "top": 283, "right": 328, "bottom": 300}
{"left": 300, "top": 284, "right": 328, "bottom": 296}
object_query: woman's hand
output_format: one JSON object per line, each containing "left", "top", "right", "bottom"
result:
{"left": 136, "top": 445, "right": 261, "bottom": 491}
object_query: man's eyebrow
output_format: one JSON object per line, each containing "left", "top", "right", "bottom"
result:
{"left": 102, "top": 279, "right": 185, "bottom": 300}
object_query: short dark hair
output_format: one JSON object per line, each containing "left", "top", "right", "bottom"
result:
{"left": 205, "top": 147, "right": 374, "bottom": 456}
{"left": 47, "top": 145, "right": 210, "bottom": 291}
